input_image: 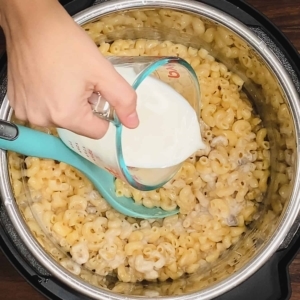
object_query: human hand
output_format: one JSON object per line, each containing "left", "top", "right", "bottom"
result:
{"left": 0, "top": 0, "right": 139, "bottom": 139}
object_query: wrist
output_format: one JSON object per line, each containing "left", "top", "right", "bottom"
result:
{"left": 0, "top": 0, "right": 60, "bottom": 33}
{"left": 0, "top": 0, "right": 66, "bottom": 51}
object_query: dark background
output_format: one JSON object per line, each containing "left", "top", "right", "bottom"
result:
{"left": 0, "top": 0, "right": 300, "bottom": 299}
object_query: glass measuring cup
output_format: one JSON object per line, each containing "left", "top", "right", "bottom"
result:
{"left": 57, "top": 56, "right": 202, "bottom": 191}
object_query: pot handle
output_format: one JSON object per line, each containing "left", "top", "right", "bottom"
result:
{"left": 60, "top": 0, "right": 94, "bottom": 15}
{"left": 200, "top": 0, "right": 261, "bottom": 26}
{"left": 278, "top": 214, "right": 300, "bottom": 250}
{"left": 216, "top": 251, "right": 292, "bottom": 300}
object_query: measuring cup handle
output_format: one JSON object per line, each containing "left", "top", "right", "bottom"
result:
{"left": 88, "top": 92, "right": 119, "bottom": 126}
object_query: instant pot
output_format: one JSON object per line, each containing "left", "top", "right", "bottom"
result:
{"left": 1, "top": 0, "right": 300, "bottom": 299}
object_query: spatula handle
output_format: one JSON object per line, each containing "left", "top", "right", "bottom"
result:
{"left": 0, "top": 122, "right": 75, "bottom": 164}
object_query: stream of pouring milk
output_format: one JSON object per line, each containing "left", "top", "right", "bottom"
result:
{"left": 57, "top": 64, "right": 205, "bottom": 186}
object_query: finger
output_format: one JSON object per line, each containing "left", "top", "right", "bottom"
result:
{"left": 94, "top": 58, "right": 139, "bottom": 129}
{"left": 69, "top": 114, "right": 109, "bottom": 139}
{"left": 57, "top": 102, "right": 109, "bottom": 139}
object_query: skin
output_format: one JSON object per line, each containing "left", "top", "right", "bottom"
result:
{"left": 0, "top": 0, "right": 139, "bottom": 139}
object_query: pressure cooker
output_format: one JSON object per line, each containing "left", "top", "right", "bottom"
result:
{"left": 1, "top": 0, "right": 300, "bottom": 299}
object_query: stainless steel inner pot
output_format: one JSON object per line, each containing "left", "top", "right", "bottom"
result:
{"left": 1, "top": 0, "right": 300, "bottom": 299}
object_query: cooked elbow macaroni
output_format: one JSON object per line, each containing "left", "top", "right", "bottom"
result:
{"left": 9, "top": 8, "right": 289, "bottom": 290}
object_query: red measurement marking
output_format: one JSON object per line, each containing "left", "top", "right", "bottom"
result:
{"left": 166, "top": 65, "right": 180, "bottom": 78}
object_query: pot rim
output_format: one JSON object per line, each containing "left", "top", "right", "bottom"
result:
{"left": 1, "top": 0, "right": 300, "bottom": 299}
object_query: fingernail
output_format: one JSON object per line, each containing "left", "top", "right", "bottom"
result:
{"left": 126, "top": 111, "right": 139, "bottom": 127}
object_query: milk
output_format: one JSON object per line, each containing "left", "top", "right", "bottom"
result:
{"left": 57, "top": 65, "right": 205, "bottom": 188}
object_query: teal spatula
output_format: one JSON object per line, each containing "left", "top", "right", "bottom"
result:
{"left": 0, "top": 120, "right": 178, "bottom": 219}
